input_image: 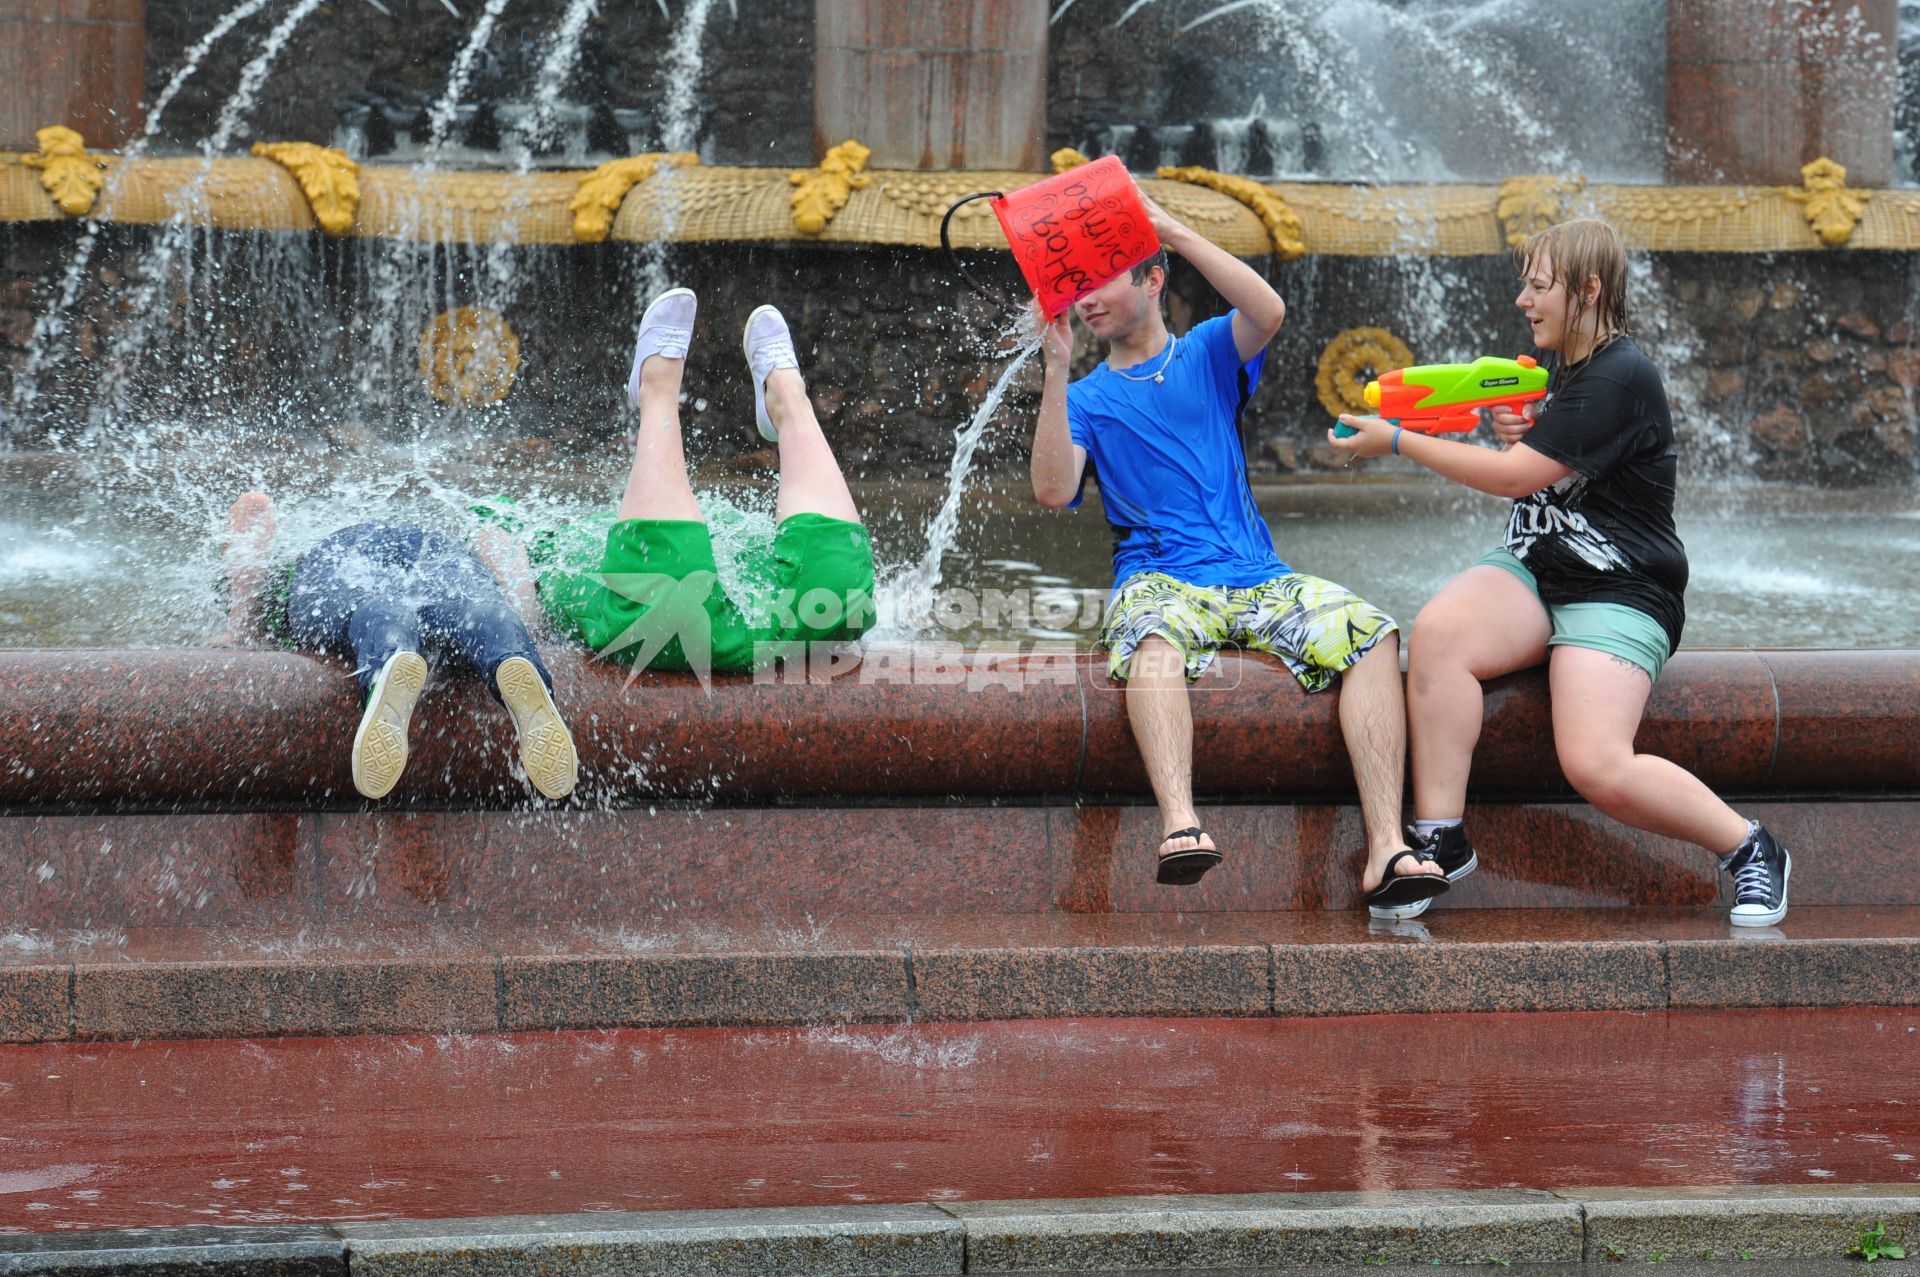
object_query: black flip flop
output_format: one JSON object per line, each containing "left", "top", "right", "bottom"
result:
{"left": 1362, "top": 849, "right": 1450, "bottom": 910}
{"left": 1155, "top": 826, "right": 1223, "bottom": 886}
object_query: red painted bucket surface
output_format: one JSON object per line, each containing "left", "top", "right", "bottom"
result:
{"left": 1, "top": 1008, "right": 1916, "bottom": 1232}
{"left": 992, "top": 156, "right": 1160, "bottom": 318}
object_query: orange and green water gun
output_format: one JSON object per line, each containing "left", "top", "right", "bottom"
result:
{"left": 1333, "top": 354, "right": 1549, "bottom": 437}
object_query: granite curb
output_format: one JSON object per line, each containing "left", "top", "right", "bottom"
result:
{"left": 0, "top": 1189, "right": 1913, "bottom": 1273}
{"left": 6, "top": 909, "right": 1920, "bottom": 1041}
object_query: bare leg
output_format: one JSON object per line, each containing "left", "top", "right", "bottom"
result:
{"left": 1407, "top": 566, "right": 1552, "bottom": 819}
{"left": 616, "top": 348, "right": 703, "bottom": 522}
{"left": 765, "top": 367, "right": 859, "bottom": 524}
{"left": 1340, "top": 633, "right": 1442, "bottom": 892}
{"left": 1123, "top": 636, "right": 1213, "bottom": 856}
{"left": 211, "top": 491, "right": 277, "bottom": 646}
{"left": 470, "top": 528, "right": 543, "bottom": 631}
{"left": 1549, "top": 646, "right": 1751, "bottom": 854}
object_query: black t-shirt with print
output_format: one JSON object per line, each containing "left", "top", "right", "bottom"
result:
{"left": 1504, "top": 335, "right": 1688, "bottom": 652}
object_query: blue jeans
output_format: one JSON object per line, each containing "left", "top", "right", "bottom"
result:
{"left": 287, "top": 521, "right": 551, "bottom": 701}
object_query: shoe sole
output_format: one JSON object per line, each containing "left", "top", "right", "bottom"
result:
{"left": 1729, "top": 849, "right": 1790, "bottom": 927}
{"left": 497, "top": 656, "right": 578, "bottom": 800}
{"left": 351, "top": 651, "right": 427, "bottom": 800}
{"left": 629, "top": 287, "right": 697, "bottom": 407}
{"left": 1445, "top": 851, "right": 1479, "bottom": 882}
{"left": 1368, "top": 896, "right": 1436, "bottom": 921}
{"left": 743, "top": 303, "right": 782, "bottom": 442}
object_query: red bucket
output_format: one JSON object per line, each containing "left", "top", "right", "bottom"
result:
{"left": 990, "top": 156, "right": 1160, "bottom": 318}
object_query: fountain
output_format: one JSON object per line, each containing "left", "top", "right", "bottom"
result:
{"left": 1, "top": 0, "right": 1919, "bottom": 1267}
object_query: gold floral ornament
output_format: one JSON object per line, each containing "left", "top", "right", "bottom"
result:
{"left": 1789, "top": 157, "right": 1866, "bottom": 247}
{"left": 790, "top": 139, "right": 871, "bottom": 236}
{"left": 1497, "top": 173, "right": 1587, "bottom": 247}
{"left": 1156, "top": 165, "right": 1305, "bottom": 259}
{"left": 22, "top": 126, "right": 107, "bottom": 217}
{"left": 250, "top": 141, "right": 360, "bottom": 235}
{"left": 1050, "top": 148, "right": 1090, "bottom": 173}
{"left": 420, "top": 307, "right": 521, "bottom": 406}
{"left": 1316, "top": 326, "right": 1414, "bottom": 419}
{"left": 568, "top": 152, "right": 699, "bottom": 243}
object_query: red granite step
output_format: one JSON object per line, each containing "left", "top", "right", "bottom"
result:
{"left": 3, "top": 907, "right": 1917, "bottom": 1043}
{"left": 0, "top": 1005, "right": 1915, "bottom": 1234}
{"left": 0, "top": 798, "right": 1904, "bottom": 929}
{"left": 3, "top": 648, "right": 1915, "bottom": 808}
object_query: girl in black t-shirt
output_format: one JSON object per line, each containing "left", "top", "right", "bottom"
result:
{"left": 1331, "top": 218, "right": 1790, "bottom": 927}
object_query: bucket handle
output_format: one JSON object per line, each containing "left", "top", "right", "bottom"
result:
{"left": 940, "top": 192, "right": 1013, "bottom": 313}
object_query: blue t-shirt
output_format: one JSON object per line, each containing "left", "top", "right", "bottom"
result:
{"left": 1066, "top": 311, "right": 1288, "bottom": 588}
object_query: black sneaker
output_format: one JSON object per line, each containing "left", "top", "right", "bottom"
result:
{"left": 1722, "top": 824, "right": 1791, "bottom": 927}
{"left": 1412, "top": 823, "right": 1479, "bottom": 882}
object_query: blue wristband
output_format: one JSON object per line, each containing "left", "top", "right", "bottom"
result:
{"left": 1391, "top": 426, "right": 1403, "bottom": 456}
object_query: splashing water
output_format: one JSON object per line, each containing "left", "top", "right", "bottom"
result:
{"left": 527, "top": 0, "right": 604, "bottom": 153}
{"left": 6, "top": 0, "right": 284, "bottom": 427}
{"left": 885, "top": 337, "right": 1041, "bottom": 624}
{"left": 635, "top": 0, "right": 719, "bottom": 302}
{"left": 423, "top": 0, "right": 516, "bottom": 166}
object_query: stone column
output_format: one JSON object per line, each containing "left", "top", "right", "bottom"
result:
{"left": 1666, "top": 0, "right": 1895, "bottom": 186}
{"left": 814, "top": 0, "right": 1046, "bottom": 171}
{"left": 0, "top": 0, "right": 147, "bottom": 151}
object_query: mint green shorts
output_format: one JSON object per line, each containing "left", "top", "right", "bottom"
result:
{"left": 1477, "top": 548, "right": 1672, "bottom": 680}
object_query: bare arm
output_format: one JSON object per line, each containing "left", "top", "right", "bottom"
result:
{"left": 1146, "top": 196, "right": 1286, "bottom": 362}
{"left": 209, "top": 491, "right": 277, "bottom": 646}
{"left": 471, "top": 527, "right": 547, "bottom": 632}
{"left": 1031, "top": 308, "right": 1089, "bottom": 508}
{"left": 1331, "top": 413, "right": 1573, "bottom": 498}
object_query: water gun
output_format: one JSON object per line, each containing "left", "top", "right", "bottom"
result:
{"left": 1333, "top": 355, "right": 1548, "bottom": 437}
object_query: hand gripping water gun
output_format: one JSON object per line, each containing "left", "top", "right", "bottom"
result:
{"left": 1333, "top": 354, "right": 1548, "bottom": 438}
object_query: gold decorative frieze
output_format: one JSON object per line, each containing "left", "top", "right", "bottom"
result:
{"left": 250, "top": 141, "right": 360, "bottom": 235}
{"left": 1157, "top": 165, "right": 1306, "bottom": 259}
{"left": 790, "top": 139, "right": 872, "bottom": 235}
{"left": 22, "top": 126, "right": 107, "bottom": 217}
{"left": 568, "top": 152, "right": 698, "bottom": 243}
{"left": 1789, "top": 157, "right": 1867, "bottom": 247}
{"left": 8, "top": 153, "right": 1920, "bottom": 257}
{"left": 1496, "top": 173, "right": 1588, "bottom": 248}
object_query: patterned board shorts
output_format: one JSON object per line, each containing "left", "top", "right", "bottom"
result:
{"left": 1101, "top": 570, "right": 1399, "bottom": 691}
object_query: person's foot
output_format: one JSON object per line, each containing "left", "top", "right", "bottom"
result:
{"left": 1155, "top": 826, "right": 1221, "bottom": 886}
{"left": 1361, "top": 846, "right": 1447, "bottom": 920}
{"left": 742, "top": 303, "right": 800, "bottom": 442}
{"left": 1723, "top": 823, "right": 1791, "bottom": 927}
{"left": 351, "top": 650, "right": 428, "bottom": 800}
{"left": 495, "top": 656, "right": 578, "bottom": 800}
{"left": 628, "top": 287, "right": 697, "bottom": 407}
{"left": 1412, "top": 822, "right": 1479, "bottom": 882}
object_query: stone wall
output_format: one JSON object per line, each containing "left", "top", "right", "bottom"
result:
{"left": 4, "top": 221, "right": 1917, "bottom": 486}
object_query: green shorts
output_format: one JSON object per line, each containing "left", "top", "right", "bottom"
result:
{"left": 1101, "top": 570, "right": 1398, "bottom": 691}
{"left": 1477, "top": 547, "right": 1671, "bottom": 680}
{"left": 530, "top": 511, "right": 874, "bottom": 674}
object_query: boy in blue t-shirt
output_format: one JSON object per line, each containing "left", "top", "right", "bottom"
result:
{"left": 1029, "top": 197, "right": 1446, "bottom": 917}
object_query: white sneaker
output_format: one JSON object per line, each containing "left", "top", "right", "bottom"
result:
{"left": 627, "top": 287, "right": 697, "bottom": 408}
{"left": 741, "top": 303, "right": 800, "bottom": 442}
{"left": 351, "top": 650, "right": 428, "bottom": 800}
{"left": 495, "top": 656, "right": 578, "bottom": 800}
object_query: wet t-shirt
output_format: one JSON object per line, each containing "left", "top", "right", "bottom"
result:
{"left": 1505, "top": 335, "right": 1688, "bottom": 652}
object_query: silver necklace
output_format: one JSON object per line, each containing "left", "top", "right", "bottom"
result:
{"left": 1110, "top": 334, "right": 1178, "bottom": 384}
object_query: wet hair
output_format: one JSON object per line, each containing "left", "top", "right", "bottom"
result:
{"left": 1516, "top": 217, "right": 1629, "bottom": 351}
{"left": 1129, "top": 247, "right": 1170, "bottom": 286}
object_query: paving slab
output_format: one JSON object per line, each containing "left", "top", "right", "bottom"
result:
{"left": 1570, "top": 1183, "right": 1920, "bottom": 1264}
{"left": 942, "top": 1189, "right": 1580, "bottom": 1270}
{"left": 340, "top": 1204, "right": 962, "bottom": 1277}
{"left": 0, "top": 1224, "right": 343, "bottom": 1275}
